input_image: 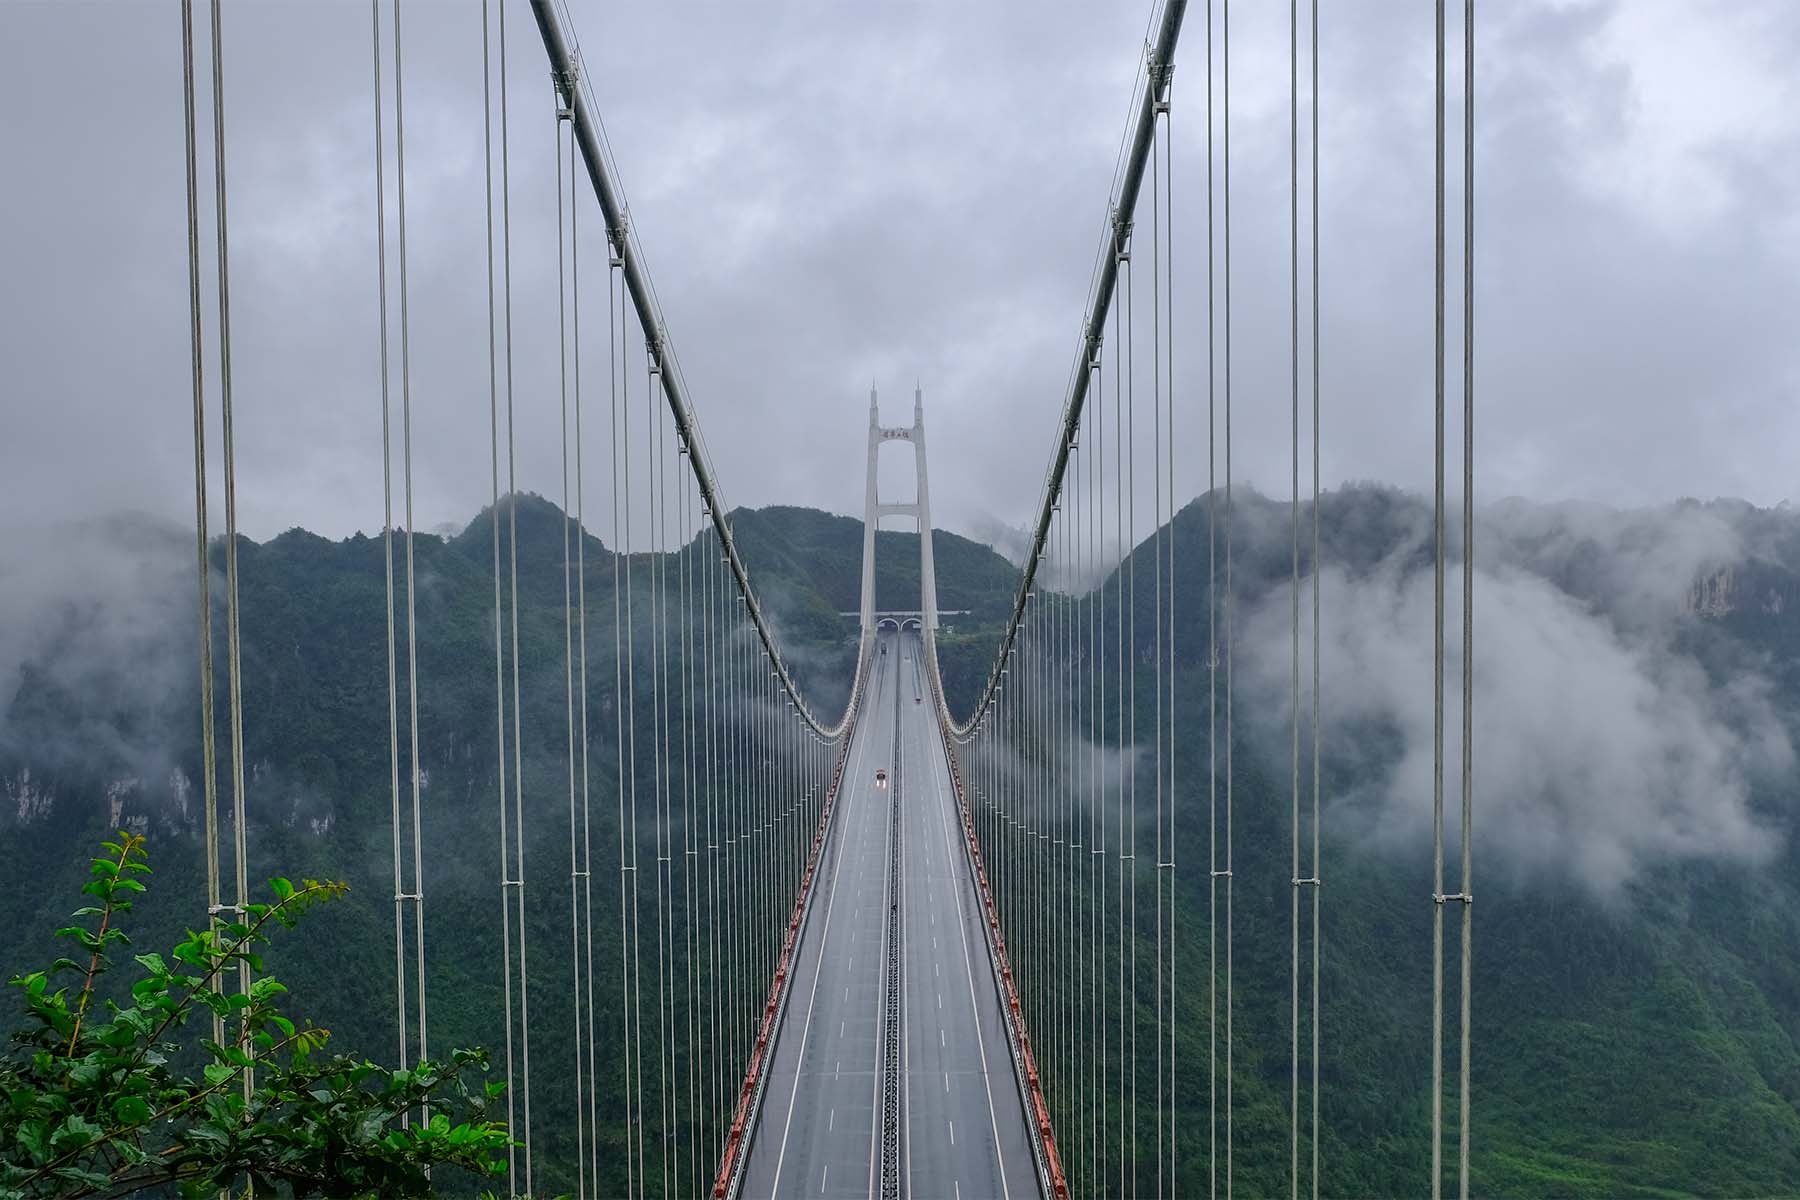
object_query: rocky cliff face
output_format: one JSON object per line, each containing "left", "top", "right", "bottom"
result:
{"left": 1685, "top": 562, "right": 1800, "bottom": 618}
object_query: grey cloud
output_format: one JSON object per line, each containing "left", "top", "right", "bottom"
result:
{"left": 7, "top": 1, "right": 1800, "bottom": 550}
{"left": 1240, "top": 504, "right": 1795, "bottom": 899}
{"left": 0, "top": 514, "right": 196, "bottom": 783}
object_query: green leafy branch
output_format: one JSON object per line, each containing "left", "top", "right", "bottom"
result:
{"left": 0, "top": 834, "right": 510, "bottom": 1199}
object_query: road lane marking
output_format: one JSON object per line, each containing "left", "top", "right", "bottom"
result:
{"left": 766, "top": 681, "right": 876, "bottom": 1198}
{"left": 922, "top": 702, "right": 1014, "bottom": 1200}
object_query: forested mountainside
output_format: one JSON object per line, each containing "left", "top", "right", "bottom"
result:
{"left": 4, "top": 489, "right": 1799, "bottom": 1196}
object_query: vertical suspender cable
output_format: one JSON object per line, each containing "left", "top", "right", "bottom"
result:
{"left": 1431, "top": 0, "right": 1448, "bottom": 1192}
{"left": 684, "top": 461, "right": 701, "bottom": 1192}
{"left": 1309, "top": 0, "right": 1324, "bottom": 1192}
{"left": 207, "top": 0, "right": 253, "bottom": 1109}
{"left": 477, "top": 2, "right": 519, "bottom": 1188}
{"left": 369, "top": 0, "right": 402, "bottom": 1080}
{"left": 369, "top": 0, "right": 425, "bottom": 1103}
{"left": 623, "top": 311, "right": 646, "bottom": 1195}
{"left": 1222, "top": 1, "right": 1237, "bottom": 1191}
{"left": 1124, "top": 216, "right": 1139, "bottom": 1197}
{"left": 704, "top": 511, "right": 722, "bottom": 1154}
{"left": 178, "top": 0, "right": 224, "bottom": 1063}
{"left": 1152, "top": 88, "right": 1167, "bottom": 1200}
{"left": 1155, "top": 61, "right": 1179, "bottom": 1194}
{"left": 607, "top": 229, "right": 638, "bottom": 1200}
{"left": 1087, "top": 318, "right": 1101, "bottom": 1194}
{"left": 1115, "top": 239, "right": 1129, "bottom": 1200}
{"left": 499, "top": 0, "right": 534, "bottom": 1180}
{"left": 372, "top": 0, "right": 402, "bottom": 1078}
{"left": 391, "top": 0, "right": 429, "bottom": 1085}
{"left": 646, "top": 348, "right": 671, "bottom": 1196}
{"left": 617, "top": 238, "right": 648, "bottom": 1199}
{"left": 1091, "top": 344, "right": 1104, "bottom": 1193}
{"left": 571, "top": 134, "right": 602, "bottom": 1193}
{"left": 554, "top": 96, "right": 585, "bottom": 1199}
{"left": 1206, "top": 0, "right": 1220, "bottom": 1189}
{"left": 1289, "top": 0, "right": 1302, "bottom": 1191}
{"left": 1459, "top": 4, "right": 1476, "bottom": 1195}
{"left": 1164, "top": 74, "right": 1179, "bottom": 1199}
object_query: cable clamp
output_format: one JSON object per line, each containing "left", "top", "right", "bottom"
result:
{"left": 207, "top": 903, "right": 245, "bottom": 917}
{"left": 1433, "top": 891, "right": 1472, "bottom": 905}
{"left": 1146, "top": 46, "right": 1174, "bottom": 111}
{"left": 1292, "top": 876, "right": 1320, "bottom": 887}
{"left": 1210, "top": 868, "right": 1232, "bottom": 878}
{"left": 501, "top": 878, "right": 524, "bottom": 888}
{"left": 1152, "top": 62, "right": 1175, "bottom": 114}
{"left": 1112, "top": 208, "right": 1134, "bottom": 261}
{"left": 394, "top": 891, "right": 423, "bottom": 902}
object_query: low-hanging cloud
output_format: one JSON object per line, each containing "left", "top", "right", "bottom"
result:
{"left": 0, "top": 514, "right": 196, "bottom": 788}
{"left": 1242, "top": 508, "right": 1795, "bottom": 899}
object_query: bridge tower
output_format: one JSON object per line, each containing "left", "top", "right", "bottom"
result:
{"left": 858, "top": 384, "right": 941, "bottom": 636}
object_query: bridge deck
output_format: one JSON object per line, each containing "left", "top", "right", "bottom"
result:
{"left": 737, "top": 631, "right": 1038, "bottom": 1198}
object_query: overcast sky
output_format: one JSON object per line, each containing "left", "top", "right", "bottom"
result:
{"left": 3, "top": 0, "right": 1797, "bottom": 546}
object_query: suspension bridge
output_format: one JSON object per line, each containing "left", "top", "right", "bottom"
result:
{"left": 158, "top": 0, "right": 1477, "bottom": 1196}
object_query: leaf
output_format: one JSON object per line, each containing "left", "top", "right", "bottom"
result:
{"left": 248, "top": 976, "right": 287, "bottom": 1005}
{"left": 50, "top": 1112, "right": 103, "bottom": 1154}
{"left": 112, "top": 1094, "right": 154, "bottom": 1125}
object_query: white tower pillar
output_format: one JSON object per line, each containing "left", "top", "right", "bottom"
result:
{"left": 859, "top": 384, "right": 881, "bottom": 636}
{"left": 913, "top": 385, "right": 940, "bottom": 632}
{"left": 857, "top": 385, "right": 942, "bottom": 637}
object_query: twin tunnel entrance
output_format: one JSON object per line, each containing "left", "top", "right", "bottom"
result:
{"left": 735, "top": 630, "right": 1040, "bottom": 1199}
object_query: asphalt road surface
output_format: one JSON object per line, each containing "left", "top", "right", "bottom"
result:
{"left": 897, "top": 637, "right": 1039, "bottom": 1200}
{"left": 738, "top": 631, "right": 1038, "bottom": 1198}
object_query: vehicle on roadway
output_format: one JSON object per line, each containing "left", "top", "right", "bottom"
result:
{"left": 875, "top": 768, "right": 889, "bottom": 789}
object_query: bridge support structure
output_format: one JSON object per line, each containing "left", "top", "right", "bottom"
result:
{"left": 859, "top": 385, "right": 941, "bottom": 639}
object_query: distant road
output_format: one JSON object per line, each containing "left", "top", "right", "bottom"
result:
{"left": 737, "top": 631, "right": 1038, "bottom": 1198}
